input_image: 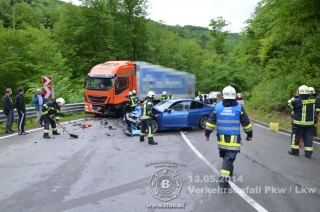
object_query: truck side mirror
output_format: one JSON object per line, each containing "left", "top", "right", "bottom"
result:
{"left": 125, "top": 95, "right": 129, "bottom": 98}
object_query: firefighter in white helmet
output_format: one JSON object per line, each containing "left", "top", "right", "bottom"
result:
{"left": 160, "top": 91, "right": 167, "bottom": 101}
{"left": 41, "top": 98, "right": 65, "bottom": 139}
{"left": 128, "top": 91, "right": 137, "bottom": 112}
{"left": 140, "top": 91, "right": 157, "bottom": 145}
{"left": 132, "top": 90, "right": 139, "bottom": 103}
{"left": 287, "top": 85, "right": 320, "bottom": 158}
{"left": 205, "top": 85, "right": 252, "bottom": 190}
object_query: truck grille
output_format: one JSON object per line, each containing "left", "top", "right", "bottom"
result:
{"left": 88, "top": 96, "right": 107, "bottom": 103}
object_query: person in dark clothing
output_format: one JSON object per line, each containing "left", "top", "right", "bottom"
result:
{"left": 205, "top": 85, "right": 253, "bottom": 190}
{"left": 287, "top": 85, "right": 320, "bottom": 158}
{"left": 128, "top": 91, "right": 138, "bottom": 112}
{"left": 198, "top": 91, "right": 203, "bottom": 102}
{"left": 15, "top": 87, "right": 28, "bottom": 135}
{"left": 41, "top": 98, "right": 65, "bottom": 139}
{"left": 2, "top": 88, "right": 15, "bottom": 134}
{"left": 204, "top": 94, "right": 207, "bottom": 104}
{"left": 140, "top": 91, "right": 157, "bottom": 145}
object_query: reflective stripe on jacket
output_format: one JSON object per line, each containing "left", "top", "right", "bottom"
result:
{"left": 215, "top": 102, "right": 242, "bottom": 150}
{"left": 287, "top": 95, "right": 320, "bottom": 126}
{"left": 41, "top": 101, "right": 60, "bottom": 120}
{"left": 140, "top": 97, "right": 153, "bottom": 120}
{"left": 216, "top": 102, "right": 241, "bottom": 135}
{"left": 129, "top": 96, "right": 137, "bottom": 107}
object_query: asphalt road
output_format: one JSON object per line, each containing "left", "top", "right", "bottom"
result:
{"left": 0, "top": 115, "right": 319, "bottom": 212}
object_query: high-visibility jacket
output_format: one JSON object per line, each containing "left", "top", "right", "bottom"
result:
{"left": 129, "top": 96, "right": 137, "bottom": 107}
{"left": 287, "top": 94, "right": 320, "bottom": 126}
{"left": 41, "top": 100, "right": 61, "bottom": 121}
{"left": 140, "top": 97, "right": 153, "bottom": 120}
{"left": 168, "top": 95, "right": 174, "bottom": 99}
{"left": 160, "top": 95, "right": 167, "bottom": 101}
{"left": 206, "top": 101, "right": 252, "bottom": 151}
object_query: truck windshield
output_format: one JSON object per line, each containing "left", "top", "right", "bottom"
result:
{"left": 86, "top": 78, "right": 114, "bottom": 90}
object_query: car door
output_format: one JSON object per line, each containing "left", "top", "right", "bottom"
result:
{"left": 161, "top": 101, "right": 189, "bottom": 128}
{"left": 187, "top": 101, "right": 205, "bottom": 126}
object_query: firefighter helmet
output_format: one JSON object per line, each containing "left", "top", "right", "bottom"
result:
{"left": 132, "top": 90, "right": 136, "bottom": 94}
{"left": 309, "top": 87, "right": 315, "bottom": 94}
{"left": 298, "top": 85, "right": 309, "bottom": 94}
{"left": 162, "top": 91, "right": 167, "bottom": 95}
{"left": 222, "top": 85, "right": 236, "bottom": 99}
{"left": 56, "top": 98, "right": 65, "bottom": 106}
{"left": 129, "top": 91, "right": 132, "bottom": 95}
{"left": 147, "top": 91, "right": 155, "bottom": 98}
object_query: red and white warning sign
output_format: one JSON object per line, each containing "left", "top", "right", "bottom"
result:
{"left": 43, "top": 86, "right": 54, "bottom": 98}
{"left": 42, "top": 76, "right": 52, "bottom": 85}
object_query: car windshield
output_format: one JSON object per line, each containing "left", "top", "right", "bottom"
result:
{"left": 86, "top": 77, "right": 114, "bottom": 90}
{"left": 153, "top": 101, "right": 173, "bottom": 112}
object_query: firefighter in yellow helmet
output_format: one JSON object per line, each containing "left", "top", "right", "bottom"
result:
{"left": 287, "top": 85, "right": 320, "bottom": 158}
{"left": 41, "top": 98, "right": 65, "bottom": 139}
{"left": 205, "top": 85, "right": 252, "bottom": 190}
{"left": 140, "top": 91, "right": 157, "bottom": 145}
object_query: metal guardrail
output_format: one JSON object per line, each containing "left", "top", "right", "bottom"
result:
{"left": 0, "top": 103, "right": 84, "bottom": 123}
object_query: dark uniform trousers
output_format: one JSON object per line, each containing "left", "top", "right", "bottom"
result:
{"left": 43, "top": 115, "right": 58, "bottom": 135}
{"left": 291, "top": 125, "right": 314, "bottom": 157}
{"left": 140, "top": 119, "right": 154, "bottom": 142}
{"left": 220, "top": 150, "right": 237, "bottom": 176}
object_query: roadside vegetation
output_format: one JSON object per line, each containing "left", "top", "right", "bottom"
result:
{"left": 0, "top": 0, "right": 319, "bottom": 133}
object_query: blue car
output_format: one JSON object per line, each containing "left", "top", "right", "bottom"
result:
{"left": 151, "top": 99, "right": 214, "bottom": 132}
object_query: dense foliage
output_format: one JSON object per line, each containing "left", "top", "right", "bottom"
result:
{"left": 0, "top": 0, "right": 319, "bottom": 113}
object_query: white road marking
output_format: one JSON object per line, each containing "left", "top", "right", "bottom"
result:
{"left": 0, "top": 118, "right": 86, "bottom": 140}
{"left": 180, "top": 132, "right": 268, "bottom": 212}
{"left": 254, "top": 123, "right": 320, "bottom": 145}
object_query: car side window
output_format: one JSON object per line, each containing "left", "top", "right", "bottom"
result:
{"left": 190, "top": 101, "right": 197, "bottom": 109}
{"left": 196, "top": 102, "right": 204, "bottom": 108}
{"left": 171, "top": 103, "right": 184, "bottom": 112}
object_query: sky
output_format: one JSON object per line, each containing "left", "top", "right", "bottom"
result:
{"left": 62, "top": 0, "right": 261, "bottom": 33}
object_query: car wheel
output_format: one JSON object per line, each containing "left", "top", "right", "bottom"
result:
{"left": 198, "top": 115, "right": 209, "bottom": 129}
{"left": 152, "top": 119, "right": 158, "bottom": 133}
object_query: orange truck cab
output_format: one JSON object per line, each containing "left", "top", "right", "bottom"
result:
{"left": 84, "top": 61, "right": 136, "bottom": 117}
{"left": 85, "top": 60, "right": 195, "bottom": 117}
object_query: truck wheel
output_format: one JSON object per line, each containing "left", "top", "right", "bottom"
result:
{"left": 198, "top": 115, "right": 209, "bottom": 129}
{"left": 152, "top": 119, "right": 158, "bottom": 133}
{"left": 117, "top": 106, "right": 126, "bottom": 118}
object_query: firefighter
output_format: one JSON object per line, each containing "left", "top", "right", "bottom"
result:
{"left": 41, "top": 98, "right": 65, "bottom": 139}
{"left": 309, "top": 87, "right": 318, "bottom": 99}
{"left": 128, "top": 91, "right": 137, "bottom": 112}
{"left": 168, "top": 92, "right": 174, "bottom": 99}
{"left": 205, "top": 85, "right": 252, "bottom": 189}
{"left": 140, "top": 91, "right": 157, "bottom": 145}
{"left": 160, "top": 91, "right": 167, "bottom": 101}
{"left": 132, "top": 90, "right": 139, "bottom": 103}
{"left": 287, "top": 85, "right": 320, "bottom": 158}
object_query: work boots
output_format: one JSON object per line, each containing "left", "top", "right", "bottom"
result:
{"left": 43, "top": 134, "right": 51, "bottom": 139}
{"left": 140, "top": 136, "right": 144, "bottom": 142}
{"left": 53, "top": 131, "right": 60, "bottom": 135}
{"left": 288, "top": 150, "right": 299, "bottom": 156}
{"left": 218, "top": 176, "right": 230, "bottom": 189}
{"left": 148, "top": 141, "right": 158, "bottom": 145}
